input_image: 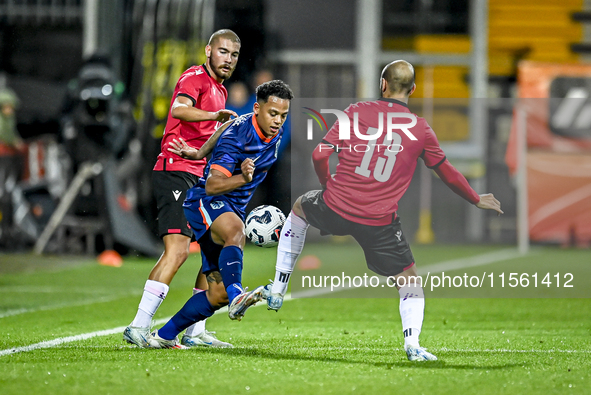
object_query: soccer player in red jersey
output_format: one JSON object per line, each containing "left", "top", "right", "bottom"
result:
{"left": 263, "top": 60, "right": 503, "bottom": 361}
{"left": 123, "top": 29, "right": 240, "bottom": 349}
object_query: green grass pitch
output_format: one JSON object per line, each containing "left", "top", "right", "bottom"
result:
{"left": 0, "top": 244, "right": 590, "bottom": 394}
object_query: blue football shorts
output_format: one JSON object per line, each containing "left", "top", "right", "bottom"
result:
{"left": 183, "top": 195, "right": 236, "bottom": 274}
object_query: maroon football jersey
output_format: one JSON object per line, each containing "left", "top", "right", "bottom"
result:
{"left": 153, "top": 64, "right": 228, "bottom": 176}
{"left": 320, "top": 98, "right": 446, "bottom": 226}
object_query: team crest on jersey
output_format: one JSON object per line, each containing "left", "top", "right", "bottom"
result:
{"left": 210, "top": 201, "right": 225, "bottom": 210}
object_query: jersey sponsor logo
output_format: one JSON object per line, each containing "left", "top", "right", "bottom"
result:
{"left": 172, "top": 190, "right": 182, "bottom": 201}
{"left": 210, "top": 201, "right": 225, "bottom": 210}
{"left": 304, "top": 106, "right": 418, "bottom": 141}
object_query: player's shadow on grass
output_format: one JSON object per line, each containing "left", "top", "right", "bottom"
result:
{"left": 184, "top": 346, "right": 519, "bottom": 371}
{"left": 381, "top": 361, "right": 520, "bottom": 370}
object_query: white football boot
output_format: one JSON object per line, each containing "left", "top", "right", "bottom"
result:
{"left": 405, "top": 345, "right": 438, "bottom": 361}
{"left": 123, "top": 325, "right": 150, "bottom": 348}
{"left": 262, "top": 283, "right": 284, "bottom": 311}
{"left": 228, "top": 286, "right": 265, "bottom": 320}
{"left": 146, "top": 329, "right": 187, "bottom": 349}
{"left": 181, "top": 330, "right": 233, "bottom": 348}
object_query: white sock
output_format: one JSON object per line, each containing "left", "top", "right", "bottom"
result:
{"left": 184, "top": 288, "right": 207, "bottom": 337}
{"left": 272, "top": 212, "right": 309, "bottom": 296}
{"left": 131, "top": 280, "right": 169, "bottom": 328}
{"left": 398, "top": 284, "right": 425, "bottom": 349}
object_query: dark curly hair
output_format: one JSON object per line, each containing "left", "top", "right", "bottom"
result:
{"left": 255, "top": 80, "right": 294, "bottom": 103}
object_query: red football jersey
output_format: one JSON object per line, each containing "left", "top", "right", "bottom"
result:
{"left": 320, "top": 98, "right": 446, "bottom": 226}
{"left": 153, "top": 64, "right": 228, "bottom": 176}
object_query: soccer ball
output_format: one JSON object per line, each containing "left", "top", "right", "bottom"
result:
{"left": 245, "top": 205, "right": 286, "bottom": 248}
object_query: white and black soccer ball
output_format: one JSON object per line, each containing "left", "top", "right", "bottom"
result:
{"left": 245, "top": 205, "right": 286, "bottom": 248}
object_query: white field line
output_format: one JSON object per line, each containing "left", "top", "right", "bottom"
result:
{"left": 435, "top": 348, "right": 591, "bottom": 354}
{"left": 0, "top": 248, "right": 529, "bottom": 357}
{"left": 0, "top": 325, "right": 135, "bottom": 357}
{"left": 0, "top": 286, "right": 111, "bottom": 293}
{"left": 0, "top": 294, "right": 137, "bottom": 319}
{"left": 0, "top": 297, "right": 286, "bottom": 357}
{"left": 416, "top": 248, "right": 528, "bottom": 275}
{"left": 22, "top": 344, "right": 591, "bottom": 354}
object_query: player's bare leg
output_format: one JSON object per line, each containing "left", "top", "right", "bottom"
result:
{"left": 148, "top": 234, "right": 191, "bottom": 284}
{"left": 123, "top": 234, "right": 190, "bottom": 348}
{"left": 394, "top": 266, "right": 437, "bottom": 361}
{"left": 195, "top": 268, "right": 208, "bottom": 294}
{"left": 181, "top": 268, "right": 233, "bottom": 348}
{"left": 153, "top": 213, "right": 264, "bottom": 344}
{"left": 208, "top": 212, "right": 265, "bottom": 320}
{"left": 203, "top": 270, "right": 229, "bottom": 307}
{"left": 151, "top": 270, "right": 228, "bottom": 346}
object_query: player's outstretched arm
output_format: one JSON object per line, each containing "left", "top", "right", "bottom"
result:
{"left": 196, "top": 120, "right": 233, "bottom": 158}
{"left": 476, "top": 193, "right": 504, "bottom": 215}
{"left": 205, "top": 159, "right": 254, "bottom": 196}
{"left": 167, "top": 138, "right": 198, "bottom": 160}
{"left": 433, "top": 159, "right": 503, "bottom": 215}
{"left": 167, "top": 120, "right": 233, "bottom": 160}
{"left": 211, "top": 109, "right": 238, "bottom": 123}
{"left": 171, "top": 95, "right": 238, "bottom": 122}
